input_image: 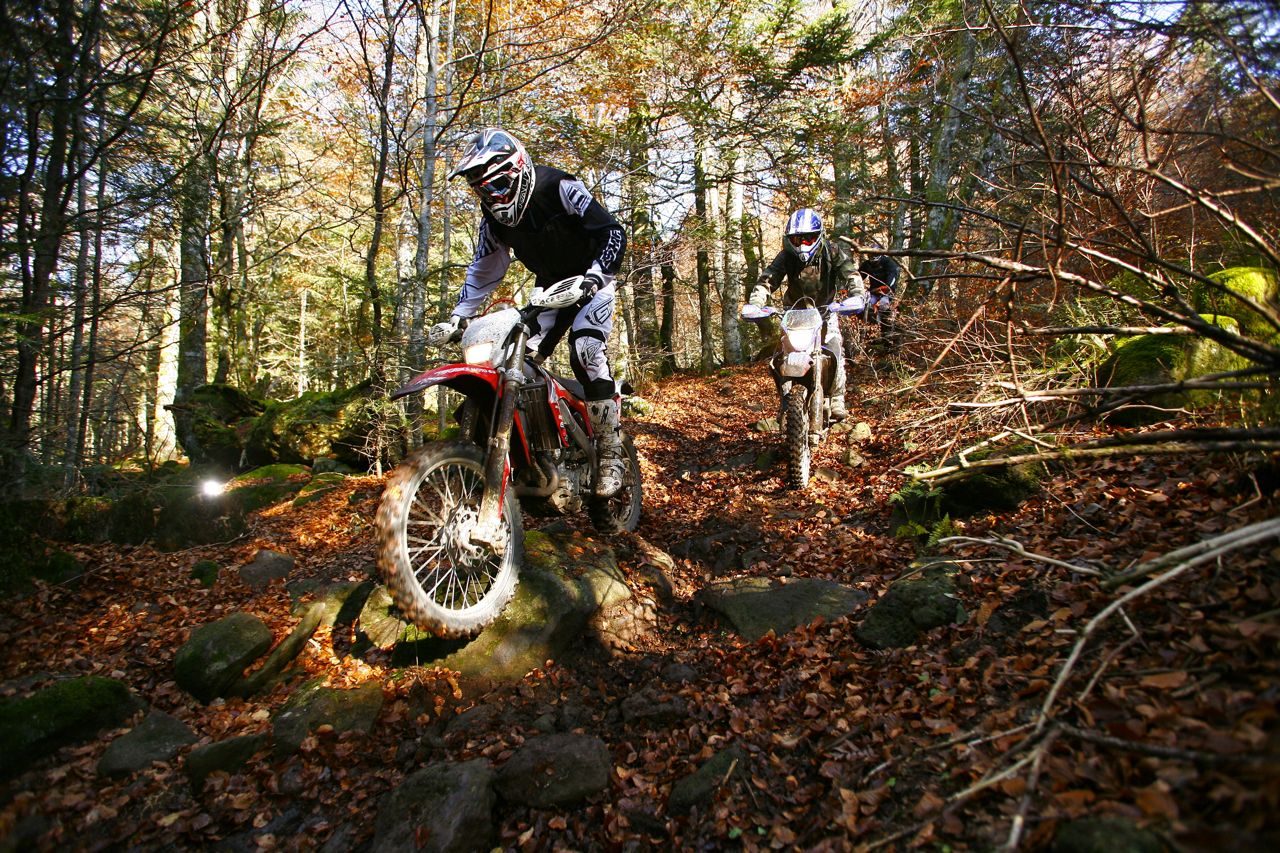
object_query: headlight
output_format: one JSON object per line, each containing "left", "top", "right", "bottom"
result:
{"left": 463, "top": 342, "right": 495, "bottom": 365}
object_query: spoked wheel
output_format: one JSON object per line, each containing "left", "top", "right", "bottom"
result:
{"left": 588, "top": 435, "right": 643, "bottom": 534}
{"left": 376, "top": 441, "right": 521, "bottom": 638}
{"left": 783, "top": 390, "right": 811, "bottom": 489}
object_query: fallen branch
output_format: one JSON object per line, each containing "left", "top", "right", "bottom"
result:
{"left": 1059, "top": 723, "right": 1280, "bottom": 768}
{"left": 1017, "top": 324, "right": 1195, "bottom": 336}
{"left": 1034, "top": 521, "right": 1276, "bottom": 732}
{"left": 938, "top": 534, "right": 1102, "bottom": 576}
{"left": 913, "top": 427, "right": 1280, "bottom": 484}
{"left": 1102, "top": 516, "right": 1280, "bottom": 590}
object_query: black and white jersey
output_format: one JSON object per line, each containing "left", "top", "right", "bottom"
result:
{"left": 454, "top": 166, "right": 627, "bottom": 318}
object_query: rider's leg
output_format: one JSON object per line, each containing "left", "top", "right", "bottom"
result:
{"left": 569, "top": 280, "right": 626, "bottom": 497}
{"left": 825, "top": 318, "right": 848, "bottom": 420}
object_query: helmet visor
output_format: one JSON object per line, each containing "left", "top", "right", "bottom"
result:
{"left": 787, "top": 232, "right": 819, "bottom": 249}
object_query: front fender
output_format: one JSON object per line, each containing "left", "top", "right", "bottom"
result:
{"left": 390, "top": 364, "right": 500, "bottom": 401}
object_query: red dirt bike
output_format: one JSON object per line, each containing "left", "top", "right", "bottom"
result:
{"left": 375, "top": 278, "right": 643, "bottom": 637}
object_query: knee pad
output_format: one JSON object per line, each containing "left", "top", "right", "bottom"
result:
{"left": 569, "top": 330, "right": 613, "bottom": 398}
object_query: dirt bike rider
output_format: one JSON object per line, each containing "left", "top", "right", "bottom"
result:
{"left": 858, "top": 246, "right": 901, "bottom": 343}
{"left": 748, "top": 208, "right": 864, "bottom": 420}
{"left": 431, "top": 127, "right": 629, "bottom": 497}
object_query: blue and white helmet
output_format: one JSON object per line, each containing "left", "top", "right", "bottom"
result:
{"left": 784, "top": 208, "right": 823, "bottom": 265}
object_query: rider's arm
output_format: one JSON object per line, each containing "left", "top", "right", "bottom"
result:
{"left": 833, "top": 243, "right": 866, "bottom": 299}
{"left": 453, "top": 219, "right": 513, "bottom": 319}
{"left": 559, "top": 178, "right": 626, "bottom": 279}
{"left": 750, "top": 251, "right": 787, "bottom": 306}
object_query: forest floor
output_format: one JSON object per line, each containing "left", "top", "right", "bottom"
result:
{"left": 1, "top": 338, "right": 1278, "bottom": 851}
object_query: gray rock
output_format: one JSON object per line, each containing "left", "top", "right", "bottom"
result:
{"left": 173, "top": 612, "right": 274, "bottom": 703}
{"left": 1052, "top": 817, "right": 1166, "bottom": 853}
{"left": 96, "top": 710, "right": 196, "bottom": 778}
{"left": 698, "top": 576, "right": 869, "bottom": 641}
{"left": 272, "top": 681, "right": 383, "bottom": 756}
{"left": 668, "top": 745, "right": 747, "bottom": 814}
{"left": 371, "top": 759, "right": 496, "bottom": 853}
{"left": 620, "top": 688, "right": 687, "bottom": 725}
{"left": 185, "top": 732, "right": 269, "bottom": 791}
{"left": 239, "top": 549, "right": 295, "bottom": 590}
{"left": 494, "top": 733, "right": 611, "bottom": 808}
{"left": 855, "top": 565, "right": 966, "bottom": 650}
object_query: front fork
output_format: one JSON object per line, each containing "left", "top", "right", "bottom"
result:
{"left": 470, "top": 330, "right": 529, "bottom": 552}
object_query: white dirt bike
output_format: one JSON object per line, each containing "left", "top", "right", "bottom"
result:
{"left": 742, "top": 296, "right": 864, "bottom": 489}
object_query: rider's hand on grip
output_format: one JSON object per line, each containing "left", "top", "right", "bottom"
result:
{"left": 582, "top": 271, "right": 605, "bottom": 298}
{"left": 429, "top": 316, "right": 464, "bottom": 347}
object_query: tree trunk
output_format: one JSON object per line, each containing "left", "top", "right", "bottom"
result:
{"left": 659, "top": 263, "right": 677, "bottom": 376}
{"left": 693, "top": 145, "right": 715, "bottom": 372}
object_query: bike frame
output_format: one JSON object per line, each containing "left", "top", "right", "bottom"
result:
{"left": 389, "top": 306, "right": 597, "bottom": 550}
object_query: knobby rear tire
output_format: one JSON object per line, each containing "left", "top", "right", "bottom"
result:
{"left": 375, "top": 441, "right": 522, "bottom": 638}
{"left": 784, "top": 390, "right": 810, "bottom": 489}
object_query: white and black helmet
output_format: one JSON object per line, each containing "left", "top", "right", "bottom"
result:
{"left": 450, "top": 128, "right": 536, "bottom": 226}
{"left": 784, "top": 208, "right": 823, "bottom": 265}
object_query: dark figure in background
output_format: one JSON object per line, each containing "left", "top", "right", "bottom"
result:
{"left": 858, "top": 251, "right": 901, "bottom": 343}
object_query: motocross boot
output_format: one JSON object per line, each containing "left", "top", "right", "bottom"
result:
{"left": 587, "top": 398, "right": 626, "bottom": 497}
{"left": 828, "top": 395, "right": 849, "bottom": 421}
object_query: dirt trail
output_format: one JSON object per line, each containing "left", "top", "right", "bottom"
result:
{"left": 1, "top": 360, "right": 1276, "bottom": 851}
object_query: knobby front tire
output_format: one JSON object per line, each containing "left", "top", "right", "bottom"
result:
{"left": 376, "top": 441, "right": 522, "bottom": 638}
{"left": 784, "top": 390, "right": 811, "bottom": 489}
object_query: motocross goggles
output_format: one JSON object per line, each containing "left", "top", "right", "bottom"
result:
{"left": 787, "top": 232, "right": 820, "bottom": 249}
{"left": 468, "top": 168, "right": 518, "bottom": 205}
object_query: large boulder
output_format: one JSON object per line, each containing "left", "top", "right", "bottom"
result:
{"left": 493, "top": 733, "right": 611, "bottom": 808}
{"left": 0, "top": 676, "right": 144, "bottom": 777}
{"left": 371, "top": 759, "right": 496, "bottom": 853}
{"left": 1194, "top": 266, "right": 1280, "bottom": 342}
{"left": 244, "top": 380, "right": 381, "bottom": 469}
{"left": 1096, "top": 315, "right": 1253, "bottom": 425}
{"left": 426, "top": 530, "right": 630, "bottom": 680}
{"left": 168, "top": 383, "right": 267, "bottom": 469}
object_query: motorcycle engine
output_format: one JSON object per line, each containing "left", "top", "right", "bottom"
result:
{"left": 545, "top": 459, "right": 586, "bottom": 515}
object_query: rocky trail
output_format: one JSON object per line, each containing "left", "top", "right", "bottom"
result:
{"left": 0, "top": 357, "right": 1277, "bottom": 852}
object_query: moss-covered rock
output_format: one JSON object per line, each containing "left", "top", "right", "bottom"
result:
{"left": 0, "top": 676, "right": 144, "bottom": 778}
{"left": 855, "top": 564, "right": 966, "bottom": 650}
{"left": 174, "top": 613, "right": 274, "bottom": 702}
{"left": 169, "top": 383, "right": 267, "bottom": 469}
{"left": 244, "top": 380, "right": 380, "bottom": 470}
{"left": 1195, "top": 266, "right": 1280, "bottom": 341}
{"left": 1097, "top": 314, "right": 1253, "bottom": 425}
{"left": 291, "top": 472, "right": 346, "bottom": 508}
{"left": 190, "top": 559, "right": 220, "bottom": 587}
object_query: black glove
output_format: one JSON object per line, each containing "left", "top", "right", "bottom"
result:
{"left": 582, "top": 270, "right": 605, "bottom": 298}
